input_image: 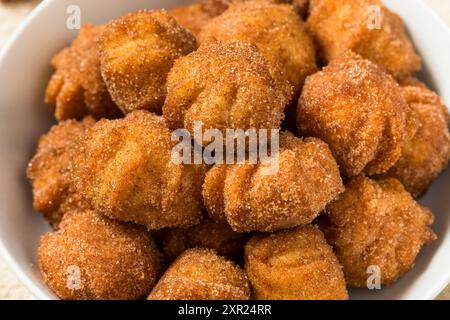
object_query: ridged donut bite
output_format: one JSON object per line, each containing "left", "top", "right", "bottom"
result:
{"left": 45, "top": 25, "right": 121, "bottom": 121}
{"left": 148, "top": 248, "right": 251, "bottom": 300}
{"left": 163, "top": 41, "right": 292, "bottom": 138}
{"left": 297, "top": 51, "right": 414, "bottom": 177}
{"left": 27, "top": 117, "right": 95, "bottom": 226}
{"left": 199, "top": 1, "right": 317, "bottom": 93}
{"left": 202, "top": 132, "right": 343, "bottom": 232}
{"left": 385, "top": 80, "right": 450, "bottom": 197}
{"left": 307, "top": 0, "right": 421, "bottom": 78}
{"left": 39, "top": 210, "right": 162, "bottom": 300}
{"left": 98, "top": 10, "right": 197, "bottom": 114}
{"left": 72, "top": 111, "right": 206, "bottom": 230}
{"left": 320, "top": 176, "right": 437, "bottom": 287}
{"left": 245, "top": 225, "right": 348, "bottom": 300}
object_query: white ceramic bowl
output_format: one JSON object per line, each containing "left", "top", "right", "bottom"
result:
{"left": 0, "top": 0, "right": 449, "bottom": 300}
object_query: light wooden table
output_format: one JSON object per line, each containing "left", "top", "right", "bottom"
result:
{"left": 0, "top": 0, "right": 449, "bottom": 300}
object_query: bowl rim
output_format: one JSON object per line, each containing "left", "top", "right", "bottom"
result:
{"left": 381, "top": 0, "right": 450, "bottom": 300}
{"left": 0, "top": 0, "right": 58, "bottom": 301}
{"left": 0, "top": 0, "right": 449, "bottom": 300}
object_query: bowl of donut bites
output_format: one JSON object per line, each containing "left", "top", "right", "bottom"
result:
{"left": 0, "top": 0, "right": 449, "bottom": 300}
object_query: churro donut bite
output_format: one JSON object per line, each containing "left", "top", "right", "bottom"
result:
{"left": 27, "top": 117, "right": 95, "bottom": 226}
{"left": 45, "top": 25, "right": 121, "bottom": 121}
{"left": 148, "top": 248, "right": 250, "bottom": 300}
{"left": 297, "top": 51, "right": 414, "bottom": 178}
{"left": 202, "top": 132, "right": 344, "bottom": 232}
{"left": 199, "top": 1, "right": 316, "bottom": 93}
{"left": 73, "top": 111, "right": 206, "bottom": 230}
{"left": 385, "top": 81, "right": 450, "bottom": 197}
{"left": 307, "top": 0, "right": 421, "bottom": 78}
{"left": 156, "top": 219, "right": 247, "bottom": 262}
{"left": 320, "top": 176, "right": 437, "bottom": 287}
{"left": 38, "top": 210, "right": 161, "bottom": 300}
{"left": 169, "top": 0, "right": 308, "bottom": 43}
{"left": 98, "top": 10, "right": 197, "bottom": 114}
{"left": 163, "top": 41, "right": 292, "bottom": 136}
{"left": 169, "top": 0, "right": 229, "bottom": 37}
{"left": 245, "top": 226, "right": 348, "bottom": 300}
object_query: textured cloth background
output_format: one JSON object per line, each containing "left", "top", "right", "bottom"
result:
{"left": 0, "top": 0, "right": 449, "bottom": 300}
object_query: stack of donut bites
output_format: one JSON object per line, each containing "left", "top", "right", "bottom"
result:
{"left": 27, "top": 0, "right": 450, "bottom": 300}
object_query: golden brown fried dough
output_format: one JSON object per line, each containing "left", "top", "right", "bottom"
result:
{"left": 98, "top": 10, "right": 197, "bottom": 114}
{"left": 39, "top": 210, "right": 162, "bottom": 300}
{"left": 148, "top": 248, "right": 250, "bottom": 300}
{"left": 169, "top": 0, "right": 229, "bottom": 37}
{"left": 245, "top": 225, "right": 348, "bottom": 300}
{"left": 297, "top": 51, "right": 414, "bottom": 178}
{"left": 321, "top": 176, "right": 437, "bottom": 287}
{"left": 156, "top": 219, "right": 247, "bottom": 262}
{"left": 169, "top": 0, "right": 306, "bottom": 37}
{"left": 385, "top": 81, "right": 450, "bottom": 197}
{"left": 202, "top": 132, "right": 344, "bottom": 232}
{"left": 307, "top": 0, "right": 421, "bottom": 78}
{"left": 73, "top": 111, "right": 206, "bottom": 230}
{"left": 163, "top": 41, "right": 292, "bottom": 136}
{"left": 27, "top": 117, "right": 95, "bottom": 226}
{"left": 398, "top": 76, "right": 428, "bottom": 89}
{"left": 199, "top": 1, "right": 316, "bottom": 94}
{"left": 45, "top": 25, "right": 121, "bottom": 121}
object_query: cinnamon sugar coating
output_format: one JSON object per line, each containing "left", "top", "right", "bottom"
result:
{"left": 98, "top": 10, "right": 197, "bottom": 114}
{"left": 320, "top": 176, "right": 437, "bottom": 287}
{"left": 45, "top": 25, "right": 121, "bottom": 121}
{"left": 199, "top": 1, "right": 317, "bottom": 94}
{"left": 163, "top": 41, "right": 292, "bottom": 136}
{"left": 148, "top": 248, "right": 250, "bottom": 300}
{"left": 202, "top": 132, "right": 344, "bottom": 232}
{"left": 39, "top": 210, "right": 162, "bottom": 300}
{"left": 307, "top": 0, "right": 421, "bottom": 78}
{"left": 72, "top": 111, "right": 206, "bottom": 230}
{"left": 27, "top": 117, "right": 95, "bottom": 226}
{"left": 297, "top": 51, "right": 414, "bottom": 177}
{"left": 385, "top": 80, "right": 450, "bottom": 197}
{"left": 245, "top": 225, "right": 348, "bottom": 300}
{"left": 155, "top": 219, "right": 247, "bottom": 262}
